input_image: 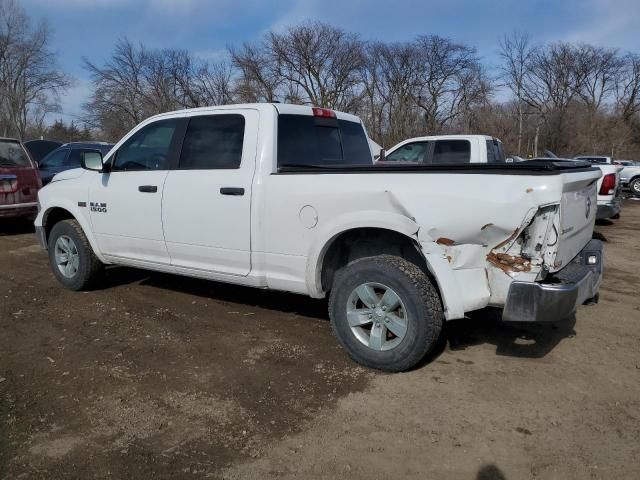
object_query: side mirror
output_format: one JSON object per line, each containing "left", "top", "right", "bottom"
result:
{"left": 81, "top": 150, "right": 106, "bottom": 172}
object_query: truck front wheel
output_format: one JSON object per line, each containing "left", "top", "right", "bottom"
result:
{"left": 328, "top": 255, "right": 443, "bottom": 372}
{"left": 48, "top": 219, "right": 103, "bottom": 290}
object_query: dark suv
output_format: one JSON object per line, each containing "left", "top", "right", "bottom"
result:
{"left": 39, "top": 142, "right": 114, "bottom": 185}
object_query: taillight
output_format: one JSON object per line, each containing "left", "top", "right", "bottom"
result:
{"left": 0, "top": 178, "right": 18, "bottom": 193}
{"left": 599, "top": 174, "right": 616, "bottom": 195}
{"left": 312, "top": 107, "right": 336, "bottom": 119}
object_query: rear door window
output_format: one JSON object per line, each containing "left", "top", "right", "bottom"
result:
{"left": 430, "top": 140, "right": 471, "bottom": 164}
{"left": 178, "top": 115, "right": 245, "bottom": 170}
{"left": 277, "top": 114, "right": 372, "bottom": 167}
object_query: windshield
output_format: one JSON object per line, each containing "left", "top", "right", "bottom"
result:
{"left": 0, "top": 140, "right": 30, "bottom": 167}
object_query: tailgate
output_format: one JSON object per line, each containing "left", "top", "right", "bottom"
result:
{"left": 0, "top": 167, "right": 41, "bottom": 206}
{"left": 553, "top": 171, "right": 599, "bottom": 271}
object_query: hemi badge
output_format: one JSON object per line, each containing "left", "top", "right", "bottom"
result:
{"left": 78, "top": 201, "right": 87, "bottom": 207}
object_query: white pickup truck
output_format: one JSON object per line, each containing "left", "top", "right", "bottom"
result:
{"left": 379, "top": 135, "right": 506, "bottom": 164}
{"left": 35, "top": 104, "right": 603, "bottom": 372}
{"left": 573, "top": 156, "right": 623, "bottom": 219}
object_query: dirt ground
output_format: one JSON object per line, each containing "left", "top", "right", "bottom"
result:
{"left": 1, "top": 200, "right": 639, "bottom": 480}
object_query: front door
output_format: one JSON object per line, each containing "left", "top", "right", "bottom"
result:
{"left": 162, "top": 110, "right": 258, "bottom": 276}
{"left": 89, "top": 118, "right": 182, "bottom": 266}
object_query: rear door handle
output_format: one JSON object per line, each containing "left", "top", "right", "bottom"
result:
{"left": 220, "top": 187, "right": 245, "bottom": 196}
{"left": 138, "top": 185, "right": 158, "bottom": 193}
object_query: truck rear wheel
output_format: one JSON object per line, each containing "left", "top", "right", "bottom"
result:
{"left": 328, "top": 255, "right": 443, "bottom": 372}
{"left": 48, "top": 219, "right": 103, "bottom": 290}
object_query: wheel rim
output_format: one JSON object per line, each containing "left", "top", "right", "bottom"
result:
{"left": 633, "top": 181, "right": 640, "bottom": 193}
{"left": 346, "top": 282, "right": 408, "bottom": 352}
{"left": 54, "top": 235, "right": 80, "bottom": 278}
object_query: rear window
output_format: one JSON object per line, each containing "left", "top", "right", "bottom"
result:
{"left": 430, "top": 140, "right": 471, "bottom": 164}
{"left": 0, "top": 140, "right": 30, "bottom": 167}
{"left": 277, "top": 114, "right": 372, "bottom": 167}
{"left": 486, "top": 139, "right": 506, "bottom": 163}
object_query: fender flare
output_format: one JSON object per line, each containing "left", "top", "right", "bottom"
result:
{"left": 41, "top": 202, "right": 109, "bottom": 264}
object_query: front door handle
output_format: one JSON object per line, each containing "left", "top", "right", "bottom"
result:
{"left": 220, "top": 187, "right": 245, "bottom": 196}
{"left": 138, "top": 185, "right": 158, "bottom": 193}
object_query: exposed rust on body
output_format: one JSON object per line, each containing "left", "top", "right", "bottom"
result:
{"left": 526, "top": 187, "right": 534, "bottom": 193}
{"left": 487, "top": 252, "right": 532, "bottom": 273}
{"left": 491, "top": 228, "right": 519, "bottom": 250}
{"left": 436, "top": 237, "right": 455, "bottom": 246}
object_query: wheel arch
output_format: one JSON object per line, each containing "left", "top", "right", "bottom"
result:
{"left": 41, "top": 205, "right": 107, "bottom": 263}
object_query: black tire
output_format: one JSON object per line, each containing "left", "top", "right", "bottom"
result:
{"left": 630, "top": 178, "right": 640, "bottom": 197}
{"left": 47, "top": 219, "right": 103, "bottom": 290}
{"left": 328, "top": 255, "right": 443, "bottom": 372}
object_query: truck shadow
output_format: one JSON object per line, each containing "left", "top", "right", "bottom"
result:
{"left": 100, "top": 266, "right": 330, "bottom": 320}
{"left": 101, "top": 267, "right": 576, "bottom": 361}
{"left": 444, "top": 308, "right": 576, "bottom": 359}
{"left": 0, "top": 218, "right": 35, "bottom": 236}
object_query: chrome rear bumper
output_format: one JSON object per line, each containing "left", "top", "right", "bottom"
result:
{"left": 502, "top": 240, "right": 603, "bottom": 322}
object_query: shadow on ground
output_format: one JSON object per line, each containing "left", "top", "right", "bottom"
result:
{"left": 98, "top": 266, "right": 575, "bottom": 364}
{"left": 99, "top": 266, "right": 330, "bottom": 320}
{"left": 0, "top": 218, "right": 35, "bottom": 236}
{"left": 476, "top": 464, "right": 508, "bottom": 480}
{"left": 446, "top": 308, "right": 576, "bottom": 359}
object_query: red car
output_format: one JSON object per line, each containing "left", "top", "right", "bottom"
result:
{"left": 0, "top": 138, "right": 42, "bottom": 220}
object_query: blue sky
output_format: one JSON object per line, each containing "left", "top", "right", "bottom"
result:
{"left": 20, "top": 0, "right": 640, "bottom": 123}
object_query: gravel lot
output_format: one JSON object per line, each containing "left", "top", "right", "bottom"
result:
{"left": 1, "top": 199, "right": 639, "bottom": 479}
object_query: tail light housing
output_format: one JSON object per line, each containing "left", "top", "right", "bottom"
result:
{"left": 599, "top": 173, "right": 616, "bottom": 195}
{"left": 0, "top": 177, "right": 18, "bottom": 193}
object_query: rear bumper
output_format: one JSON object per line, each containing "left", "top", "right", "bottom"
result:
{"left": 502, "top": 239, "right": 603, "bottom": 322}
{"left": 0, "top": 202, "right": 38, "bottom": 219}
{"left": 596, "top": 197, "right": 621, "bottom": 219}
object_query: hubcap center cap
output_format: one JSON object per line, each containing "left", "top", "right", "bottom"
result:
{"left": 375, "top": 308, "right": 385, "bottom": 318}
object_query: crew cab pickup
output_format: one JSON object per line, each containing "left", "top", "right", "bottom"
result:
{"left": 35, "top": 104, "right": 603, "bottom": 372}
{"left": 379, "top": 135, "right": 506, "bottom": 164}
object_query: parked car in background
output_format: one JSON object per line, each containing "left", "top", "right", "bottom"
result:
{"left": 0, "top": 138, "right": 42, "bottom": 220}
{"left": 38, "top": 142, "right": 114, "bottom": 185}
{"left": 379, "top": 135, "right": 506, "bottom": 164}
{"left": 23, "top": 139, "right": 63, "bottom": 165}
{"left": 617, "top": 160, "right": 640, "bottom": 196}
{"left": 541, "top": 155, "right": 622, "bottom": 219}
{"left": 36, "top": 104, "right": 603, "bottom": 372}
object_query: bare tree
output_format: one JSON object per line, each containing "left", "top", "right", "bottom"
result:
{"left": 0, "top": 0, "right": 70, "bottom": 138}
{"left": 615, "top": 53, "right": 640, "bottom": 123}
{"left": 412, "top": 35, "right": 485, "bottom": 133}
{"left": 268, "top": 22, "right": 365, "bottom": 110}
{"left": 499, "top": 32, "right": 534, "bottom": 155}
{"left": 230, "top": 41, "right": 281, "bottom": 103}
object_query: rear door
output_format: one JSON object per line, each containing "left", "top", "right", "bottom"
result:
{"left": 162, "top": 110, "right": 258, "bottom": 276}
